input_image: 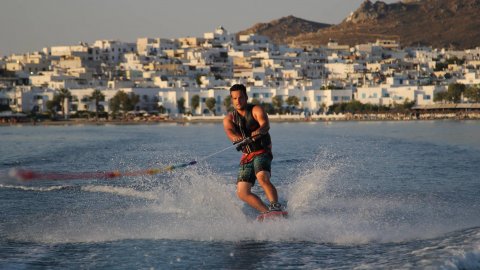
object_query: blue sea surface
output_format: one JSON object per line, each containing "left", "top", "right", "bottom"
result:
{"left": 1, "top": 120, "right": 480, "bottom": 269}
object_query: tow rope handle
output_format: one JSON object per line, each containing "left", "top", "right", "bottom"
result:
{"left": 233, "top": 134, "right": 262, "bottom": 151}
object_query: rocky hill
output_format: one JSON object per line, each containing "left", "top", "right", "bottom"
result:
{"left": 241, "top": 0, "right": 480, "bottom": 49}
{"left": 237, "top": 15, "right": 331, "bottom": 44}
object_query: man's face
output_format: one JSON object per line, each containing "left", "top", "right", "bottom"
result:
{"left": 231, "top": 90, "right": 247, "bottom": 111}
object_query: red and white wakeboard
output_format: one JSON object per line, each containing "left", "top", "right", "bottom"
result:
{"left": 256, "top": 211, "right": 288, "bottom": 222}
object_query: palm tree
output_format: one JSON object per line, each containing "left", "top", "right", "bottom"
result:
{"left": 177, "top": 97, "right": 186, "bottom": 114}
{"left": 223, "top": 95, "right": 233, "bottom": 112}
{"left": 286, "top": 96, "right": 300, "bottom": 110}
{"left": 58, "top": 88, "right": 71, "bottom": 120}
{"left": 89, "top": 89, "right": 105, "bottom": 121}
{"left": 191, "top": 95, "right": 200, "bottom": 115}
{"left": 205, "top": 97, "right": 216, "bottom": 115}
{"left": 272, "top": 95, "right": 283, "bottom": 114}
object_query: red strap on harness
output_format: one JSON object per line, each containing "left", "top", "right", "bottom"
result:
{"left": 240, "top": 149, "right": 267, "bottom": 165}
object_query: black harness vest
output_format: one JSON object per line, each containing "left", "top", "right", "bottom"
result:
{"left": 231, "top": 104, "right": 271, "bottom": 154}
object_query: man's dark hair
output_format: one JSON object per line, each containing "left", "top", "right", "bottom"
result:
{"left": 229, "top": 84, "right": 247, "bottom": 97}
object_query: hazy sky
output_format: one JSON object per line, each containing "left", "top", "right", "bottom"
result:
{"left": 0, "top": 0, "right": 398, "bottom": 56}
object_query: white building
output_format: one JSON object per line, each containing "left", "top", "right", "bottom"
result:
{"left": 203, "top": 26, "right": 236, "bottom": 48}
{"left": 136, "top": 38, "right": 178, "bottom": 56}
{"left": 456, "top": 71, "right": 480, "bottom": 85}
{"left": 4, "top": 86, "right": 56, "bottom": 113}
{"left": 356, "top": 76, "right": 444, "bottom": 106}
{"left": 92, "top": 40, "right": 136, "bottom": 64}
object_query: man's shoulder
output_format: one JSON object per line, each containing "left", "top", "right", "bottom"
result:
{"left": 248, "top": 103, "right": 261, "bottom": 110}
{"left": 224, "top": 112, "right": 234, "bottom": 121}
{"left": 250, "top": 104, "right": 266, "bottom": 114}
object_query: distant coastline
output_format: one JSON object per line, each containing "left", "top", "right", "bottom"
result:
{"left": 2, "top": 111, "right": 480, "bottom": 127}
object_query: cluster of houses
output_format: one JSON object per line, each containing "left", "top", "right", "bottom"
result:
{"left": 1, "top": 26, "right": 480, "bottom": 119}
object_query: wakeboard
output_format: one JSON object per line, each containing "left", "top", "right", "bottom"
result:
{"left": 256, "top": 211, "right": 288, "bottom": 222}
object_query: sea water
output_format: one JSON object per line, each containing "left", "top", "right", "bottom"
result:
{"left": 1, "top": 121, "right": 480, "bottom": 269}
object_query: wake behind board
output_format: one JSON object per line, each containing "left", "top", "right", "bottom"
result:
{"left": 256, "top": 211, "right": 288, "bottom": 222}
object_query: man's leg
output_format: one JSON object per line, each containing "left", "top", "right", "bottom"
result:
{"left": 256, "top": 171, "right": 278, "bottom": 204}
{"left": 236, "top": 182, "right": 268, "bottom": 213}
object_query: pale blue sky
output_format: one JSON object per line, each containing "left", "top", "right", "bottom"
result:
{"left": 0, "top": 0, "right": 398, "bottom": 56}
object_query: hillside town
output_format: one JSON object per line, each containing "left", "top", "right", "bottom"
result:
{"left": 1, "top": 26, "right": 480, "bottom": 123}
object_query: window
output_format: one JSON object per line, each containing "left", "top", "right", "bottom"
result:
{"left": 264, "top": 93, "right": 270, "bottom": 98}
{"left": 201, "top": 98, "right": 206, "bottom": 102}
{"left": 252, "top": 93, "right": 259, "bottom": 98}
{"left": 303, "top": 97, "right": 308, "bottom": 101}
{"left": 316, "top": 96, "right": 322, "bottom": 101}
{"left": 373, "top": 93, "right": 378, "bottom": 98}
{"left": 334, "top": 96, "right": 339, "bottom": 101}
{"left": 361, "top": 93, "right": 366, "bottom": 99}
{"left": 425, "top": 95, "right": 431, "bottom": 100}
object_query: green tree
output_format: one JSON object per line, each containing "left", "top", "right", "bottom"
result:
{"left": 58, "top": 88, "right": 71, "bottom": 119}
{"left": 272, "top": 95, "right": 283, "bottom": 114}
{"left": 223, "top": 95, "right": 233, "bottom": 112}
{"left": 126, "top": 92, "right": 140, "bottom": 111}
{"left": 177, "top": 97, "right": 186, "bottom": 114}
{"left": 446, "top": 83, "right": 466, "bottom": 103}
{"left": 109, "top": 91, "right": 127, "bottom": 118}
{"left": 46, "top": 94, "right": 62, "bottom": 118}
{"left": 89, "top": 89, "right": 105, "bottom": 121}
{"left": 191, "top": 95, "right": 200, "bottom": 115}
{"left": 109, "top": 91, "right": 139, "bottom": 118}
{"left": 45, "top": 89, "right": 72, "bottom": 119}
{"left": 286, "top": 96, "right": 300, "bottom": 109}
{"left": 261, "top": 102, "right": 275, "bottom": 114}
{"left": 250, "top": 98, "right": 260, "bottom": 105}
{"left": 434, "top": 91, "right": 448, "bottom": 103}
{"left": 344, "top": 100, "right": 363, "bottom": 113}
{"left": 205, "top": 97, "right": 216, "bottom": 115}
{"left": 464, "top": 85, "right": 480, "bottom": 103}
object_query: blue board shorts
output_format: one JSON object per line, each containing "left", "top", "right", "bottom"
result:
{"left": 237, "top": 152, "right": 272, "bottom": 186}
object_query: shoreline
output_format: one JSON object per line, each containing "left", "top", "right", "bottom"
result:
{"left": 2, "top": 113, "right": 480, "bottom": 126}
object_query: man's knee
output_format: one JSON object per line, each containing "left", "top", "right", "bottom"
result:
{"left": 256, "top": 171, "right": 271, "bottom": 186}
{"left": 237, "top": 183, "right": 251, "bottom": 200}
{"left": 236, "top": 188, "right": 246, "bottom": 199}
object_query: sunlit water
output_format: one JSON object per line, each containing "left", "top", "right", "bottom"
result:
{"left": 1, "top": 121, "right": 480, "bottom": 269}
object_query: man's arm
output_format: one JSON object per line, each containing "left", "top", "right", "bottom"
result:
{"left": 251, "top": 105, "right": 270, "bottom": 138}
{"left": 223, "top": 114, "right": 242, "bottom": 143}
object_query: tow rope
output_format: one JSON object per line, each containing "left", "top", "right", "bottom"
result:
{"left": 5, "top": 137, "right": 253, "bottom": 182}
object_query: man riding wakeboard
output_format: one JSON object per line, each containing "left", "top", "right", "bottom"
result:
{"left": 223, "top": 84, "right": 284, "bottom": 216}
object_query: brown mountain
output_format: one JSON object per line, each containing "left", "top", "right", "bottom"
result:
{"left": 241, "top": 0, "right": 480, "bottom": 49}
{"left": 238, "top": 15, "right": 331, "bottom": 44}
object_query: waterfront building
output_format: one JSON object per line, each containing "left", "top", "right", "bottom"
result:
{"left": 356, "top": 76, "right": 444, "bottom": 106}
{"left": 3, "top": 86, "right": 55, "bottom": 113}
